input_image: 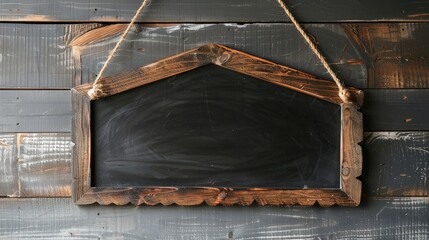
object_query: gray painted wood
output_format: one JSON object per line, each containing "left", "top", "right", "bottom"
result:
{"left": 0, "top": 24, "right": 75, "bottom": 88}
{"left": 363, "top": 132, "right": 429, "bottom": 197}
{"left": 0, "top": 134, "right": 18, "bottom": 196}
{"left": 0, "top": 197, "right": 427, "bottom": 239}
{"left": 2, "top": 131, "right": 427, "bottom": 198}
{"left": 3, "top": 89, "right": 428, "bottom": 134}
{"left": 0, "top": 0, "right": 428, "bottom": 22}
{"left": 362, "top": 89, "right": 429, "bottom": 131}
{"left": 0, "top": 90, "right": 72, "bottom": 132}
{"left": 76, "top": 23, "right": 367, "bottom": 88}
{"left": 17, "top": 133, "right": 72, "bottom": 197}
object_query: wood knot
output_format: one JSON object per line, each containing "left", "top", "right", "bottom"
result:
{"left": 342, "top": 167, "right": 350, "bottom": 176}
{"left": 217, "top": 191, "right": 228, "bottom": 200}
{"left": 214, "top": 53, "right": 231, "bottom": 65}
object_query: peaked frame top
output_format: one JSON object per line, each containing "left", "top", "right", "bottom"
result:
{"left": 74, "top": 44, "right": 364, "bottom": 107}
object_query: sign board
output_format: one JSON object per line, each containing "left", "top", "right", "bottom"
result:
{"left": 72, "top": 44, "right": 363, "bottom": 206}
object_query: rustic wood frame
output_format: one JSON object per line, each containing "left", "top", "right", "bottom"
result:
{"left": 72, "top": 44, "right": 363, "bottom": 206}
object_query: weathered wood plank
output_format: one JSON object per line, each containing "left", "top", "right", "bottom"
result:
{"left": 2, "top": 23, "right": 429, "bottom": 89}
{"left": 0, "top": 197, "right": 427, "bottom": 239}
{"left": 0, "top": 24, "right": 73, "bottom": 88}
{"left": 0, "top": 90, "right": 72, "bottom": 132}
{"left": 344, "top": 23, "right": 429, "bottom": 88}
{"left": 0, "top": 0, "right": 428, "bottom": 22}
{"left": 0, "top": 24, "right": 102, "bottom": 89}
{"left": 17, "top": 133, "right": 72, "bottom": 197}
{"left": 363, "top": 132, "right": 429, "bottom": 197}
{"left": 75, "top": 23, "right": 367, "bottom": 88}
{"left": 2, "top": 89, "right": 425, "bottom": 134}
{"left": 0, "top": 134, "right": 18, "bottom": 197}
{"left": 2, "top": 131, "right": 427, "bottom": 198}
{"left": 362, "top": 89, "right": 429, "bottom": 131}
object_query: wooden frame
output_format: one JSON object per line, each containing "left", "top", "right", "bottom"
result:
{"left": 72, "top": 44, "right": 363, "bottom": 206}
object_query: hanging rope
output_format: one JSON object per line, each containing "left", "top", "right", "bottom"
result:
{"left": 88, "top": 0, "right": 151, "bottom": 99}
{"left": 276, "top": 0, "right": 350, "bottom": 103}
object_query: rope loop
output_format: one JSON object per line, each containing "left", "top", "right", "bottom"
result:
{"left": 87, "top": 0, "right": 150, "bottom": 98}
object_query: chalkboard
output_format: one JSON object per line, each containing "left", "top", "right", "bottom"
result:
{"left": 72, "top": 44, "right": 363, "bottom": 206}
{"left": 90, "top": 64, "right": 341, "bottom": 189}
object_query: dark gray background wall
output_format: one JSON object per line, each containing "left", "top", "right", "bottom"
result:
{"left": 0, "top": 1, "right": 428, "bottom": 239}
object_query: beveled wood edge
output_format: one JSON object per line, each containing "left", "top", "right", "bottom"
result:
{"left": 340, "top": 103, "right": 363, "bottom": 206}
{"left": 75, "top": 187, "right": 358, "bottom": 207}
{"left": 73, "top": 44, "right": 363, "bottom": 108}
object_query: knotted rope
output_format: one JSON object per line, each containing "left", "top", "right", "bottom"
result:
{"left": 87, "top": 0, "right": 151, "bottom": 99}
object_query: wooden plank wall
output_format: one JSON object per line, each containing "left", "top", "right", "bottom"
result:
{"left": 0, "top": 0, "right": 428, "bottom": 238}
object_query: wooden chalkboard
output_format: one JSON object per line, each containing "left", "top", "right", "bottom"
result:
{"left": 72, "top": 44, "right": 363, "bottom": 206}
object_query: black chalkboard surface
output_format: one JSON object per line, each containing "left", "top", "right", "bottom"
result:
{"left": 91, "top": 64, "right": 341, "bottom": 189}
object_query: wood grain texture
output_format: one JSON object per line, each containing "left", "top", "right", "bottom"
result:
{"left": 0, "top": 134, "right": 18, "bottom": 197}
{"left": 74, "top": 44, "right": 364, "bottom": 106}
{"left": 17, "top": 133, "right": 72, "bottom": 197}
{"left": 0, "top": 90, "right": 72, "bottom": 132}
{"left": 363, "top": 132, "right": 429, "bottom": 197}
{"left": 362, "top": 89, "right": 429, "bottom": 131}
{"left": 3, "top": 23, "right": 429, "bottom": 90}
{"left": 0, "top": 0, "right": 428, "bottom": 22}
{"left": 0, "top": 197, "right": 427, "bottom": 239}
{"left": 74, "top": 23, "right": 367, "bottom": 89}
{"left": 344, "top": 23, "right": 429, "bottom": 88}
{"left": 71, "top": 88, "right": 91, "bottom": 203}
{"left": 0, "top": 24, "right": 75, "bottom": 88}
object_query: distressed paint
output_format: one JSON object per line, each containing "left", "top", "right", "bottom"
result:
{"left": 74, "top": 23, "right": 367, "bottom": 88}
{"left": 0, "top": 24, "right": 74, "bottom": 88}
{"left": 362, "top": 89, "right": 429, "bottom": 131}
{"left": 0, "top": 134, "right": 18, "bottom": 196}
{"left": 345, "top": 23, "right": 429, "bottom": 88}
{"left": 4, "top": 23, "right": 429, "bottom": 90}
{"left": 0, "top": 197, "right": 427, "bottom": 239}
{"left": 2, "top": 131, "right": 427, "bottom": 198}
{"left": 17, "top": 133, "right": 72, "bottom": 197}
{"left": 0, "top": 90, "right": 72, "bottom": 132}
{"left": 0, "top": 0, "right": 428, "bottom": 22}
{"left": 363, "top": 132, "right": 429, "bottom": 197}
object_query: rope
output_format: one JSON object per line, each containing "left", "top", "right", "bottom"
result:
{"left": 276, "top": 0, "right": 350, "bottom": 103}
{"left": 88, "top": 0, "right": 151, "bottom": 99}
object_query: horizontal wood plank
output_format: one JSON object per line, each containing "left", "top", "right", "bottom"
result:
{"left": 362, "top": 89, "right": 429, "bottom": 131}
{"left": 0, "top": 197, "right": 427, "bottom": 239}
{"left": 1, "top": 131, "right": 427, "bottom": 198}
{"left": 2, "top": 23, "right": 429, "bottom": 89}
{"left": 0, "top": 90, "right": 72, "bottom": 132}
{"left": 75, "top": 23, "right": 367, "bottom": 88}
{"left": 0, "top": 0, "right": 428, "bottom": 22}
{"left": 2, "top": 89, "right": 426, "bottom": 133}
